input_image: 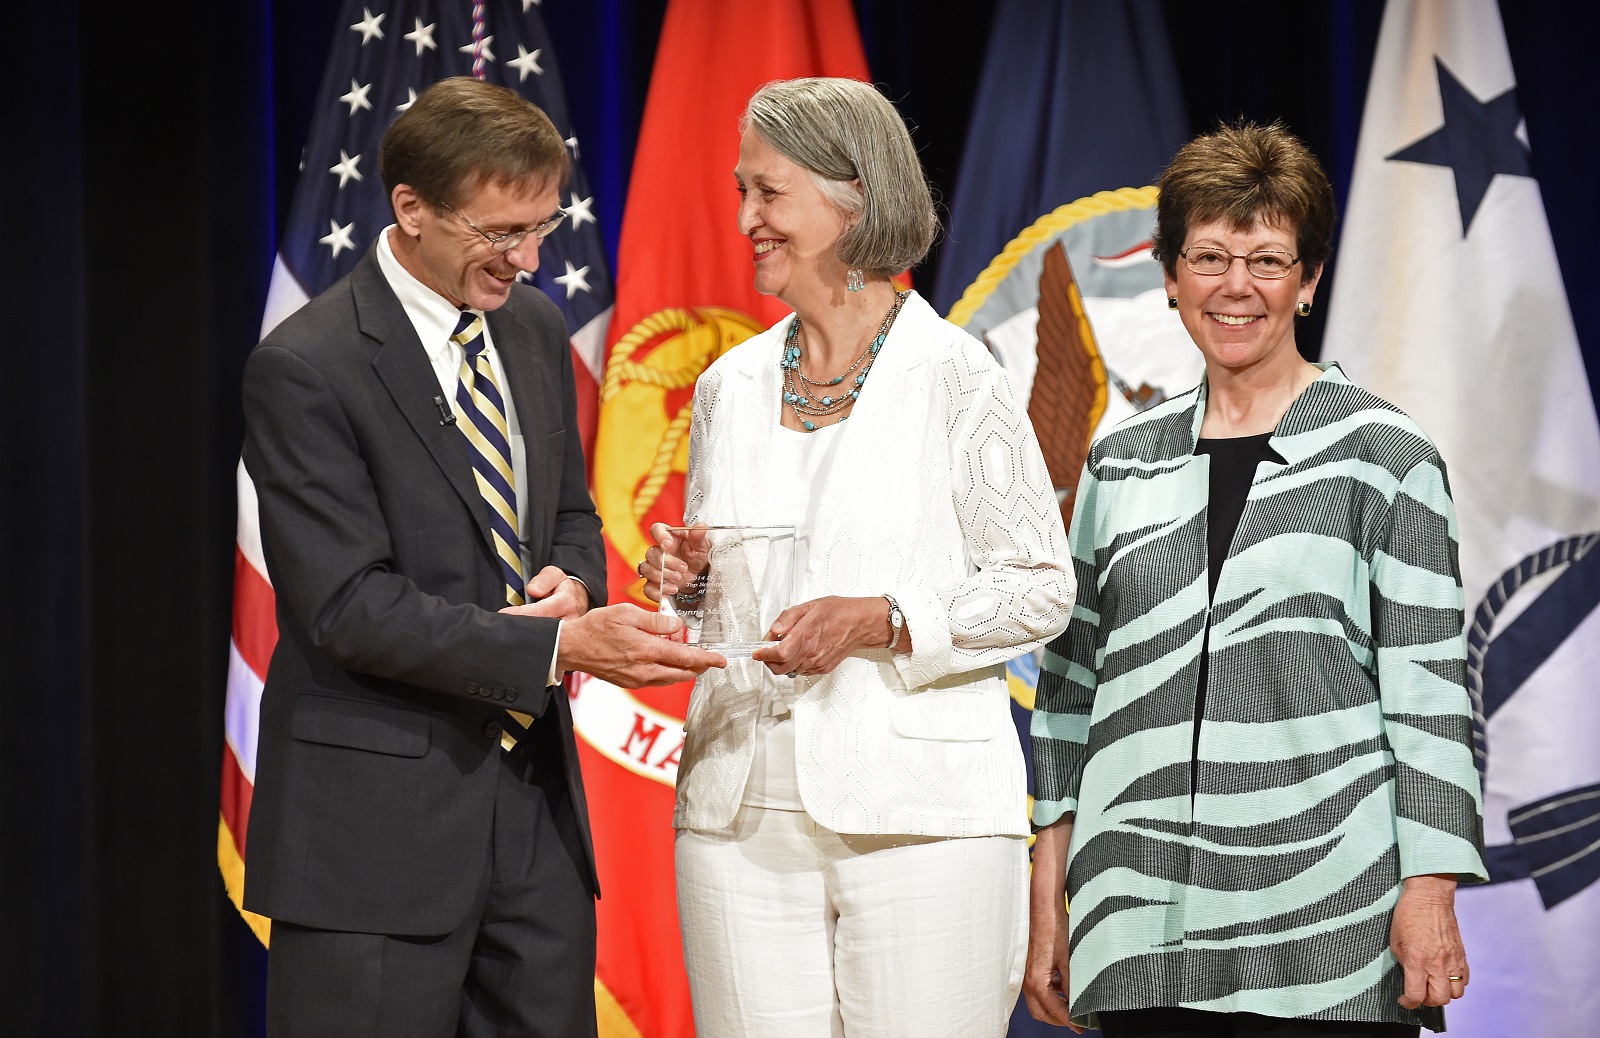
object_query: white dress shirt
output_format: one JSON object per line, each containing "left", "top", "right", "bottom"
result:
{"left": 376, "top": 226, "right": 565, "bottom": 687}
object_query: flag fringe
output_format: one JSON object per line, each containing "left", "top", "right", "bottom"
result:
{"left": 595, "top": 976, "right": 645, "bottom": 1038}
{"left": 217, "top": 815, "right": 272, "bottom": 947}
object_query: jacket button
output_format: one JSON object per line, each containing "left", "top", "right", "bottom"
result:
{"left": 466, "top": 680, "right": 479, "bottom": 695}
{"left": 484, "top": 720, "right": 502, "bottom": 738}
{"left": 503, "top": 687, "right": 517, "bottom": 701}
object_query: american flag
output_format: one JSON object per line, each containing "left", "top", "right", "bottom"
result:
{"left": 218, "top": 0, "right": 614, "bottom": 945}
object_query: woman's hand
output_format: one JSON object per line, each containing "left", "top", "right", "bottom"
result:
{"left": 751, "top": 596, "right": 900, "bottom": 676}
{"left": 1023, "top": 819, "right": 1081, "bottom": 1031}
{"left": 639, "top": 522, "right": 711, "bottom": 603}
{"left": 498, "top": 566, "right": 589, "bottom": 620}
{"left": 1391, "top": 874, "right": 1469, "bottom": 1010}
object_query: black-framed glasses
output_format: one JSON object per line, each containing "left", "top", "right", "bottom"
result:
{"left": 443, "top": 202, "right": 567, "bottom": 253}
{"left": 1179, "top": 246, "right": 1300, "bottom": 280}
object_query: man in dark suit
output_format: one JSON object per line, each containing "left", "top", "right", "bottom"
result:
{"left": 240, "top": 78, "right": 722, "bottom": 1038}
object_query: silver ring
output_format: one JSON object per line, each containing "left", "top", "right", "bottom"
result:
{"left": 636, "top": 560, "right": 646, "bottom": 577}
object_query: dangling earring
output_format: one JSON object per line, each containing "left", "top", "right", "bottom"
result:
{"left": 846, "top": 268, "right": 865, "bottom": 292}
{"left": 1296, "top": 300, "right": 1312, "bottom": 317}
{"left": 1167, "top": 296, "right": 1178, "bottom": 311}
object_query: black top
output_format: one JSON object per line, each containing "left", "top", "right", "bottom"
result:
{"left": 1192, "top": 432, "right": 1282, "bottom": 796}
{"left": 1196, "top": 432, "right": 1278, "bottom": 598}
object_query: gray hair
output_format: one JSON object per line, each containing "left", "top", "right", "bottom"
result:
{"left": 741, "top": 78, "right": 937, "bottom": 277}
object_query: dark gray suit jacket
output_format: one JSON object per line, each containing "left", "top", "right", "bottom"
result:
{"left": 240, "top": 245, "right": 605, "bottom": 936}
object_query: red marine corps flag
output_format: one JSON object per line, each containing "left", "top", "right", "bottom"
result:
{"left": 575, "top": 1, "right": 870, "bottom": 1034}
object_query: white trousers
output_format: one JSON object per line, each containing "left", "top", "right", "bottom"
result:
{"left": 675, "top": 807, "right": 1028, "bottom": 1038}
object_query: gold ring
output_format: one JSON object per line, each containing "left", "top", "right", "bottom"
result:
{"left": 1448, "top": 975, "right": 1464, "bottom": 982}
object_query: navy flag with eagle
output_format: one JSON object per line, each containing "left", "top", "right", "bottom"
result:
{"left": 934, "top": 2, "right": 1195, "bottom": 1034}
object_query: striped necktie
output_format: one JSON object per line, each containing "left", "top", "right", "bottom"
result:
{"left": 451, "top": 310, "right": 535, "bottom": 751}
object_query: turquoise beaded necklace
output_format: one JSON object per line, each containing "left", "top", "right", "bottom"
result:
{"left": 781, "top": 289, "right": 910, "bottom": 432}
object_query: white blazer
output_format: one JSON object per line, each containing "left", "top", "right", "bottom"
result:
{"left": 672, "top": 292, "right": 1075, "bottom": 837}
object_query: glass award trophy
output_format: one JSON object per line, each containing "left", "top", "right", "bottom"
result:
{"left": 655, "top": 525, "right": 799, "bottom": 660}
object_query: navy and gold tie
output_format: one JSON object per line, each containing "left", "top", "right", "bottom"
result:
{"left": 451, "top": 310, "right": 535, "bottom": 750}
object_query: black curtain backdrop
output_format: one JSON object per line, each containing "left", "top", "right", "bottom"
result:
{"left": 2, "top": 2, "right": 1594, "bottom": 1035}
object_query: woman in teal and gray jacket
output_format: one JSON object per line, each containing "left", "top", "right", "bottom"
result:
{"left": 1023, "top": 121, "right": 1487, "bottom": 1038}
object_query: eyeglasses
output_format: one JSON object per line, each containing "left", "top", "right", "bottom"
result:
{"left": 1178, "top": 247, "right": 1300, "bottom": 280}
{"left": 443, "top": 202, "right": 567, "bottom": 253}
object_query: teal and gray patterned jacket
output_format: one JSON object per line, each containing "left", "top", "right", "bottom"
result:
{"left": 1031, "top": 364, "right": 1487, "bottom": 1032}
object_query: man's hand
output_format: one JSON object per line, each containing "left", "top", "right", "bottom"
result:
{"left": 1392, "top": 874, "right": 1468, "bottom": 1010}
{"left": 499, "top": 566, "right": 589, "bottom": 620}
{"left": 555, "top": 603, "right": 726, "bottom": 687}
{"left": 1022, "top": 818, "right": 1081, "bottom": 1030}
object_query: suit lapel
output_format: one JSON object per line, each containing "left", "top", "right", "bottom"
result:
{"left": 487, "top": 302, "right": 551, "bottom": 436}
{"left": 358, "top": 250, "right": 488, "bottom": 543}
{"left": 808, "top": 293, "right": 931, "bottom": 562}
{"left": 488, "top": 301, "right": 553, "bottom": 554}
{"left": 690, "top": 332, "right": 782, "bottom": 608}
{"left": 483, "top": 303, "right": 553, "bottom": 460}
{"left": 723, "top": 333, "right": 783, "bottom": 529}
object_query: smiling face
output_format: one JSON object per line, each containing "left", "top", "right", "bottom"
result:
{"left": 1165, "top": 216, "right": 1322, "bottom": 375}
{"left": 733, "top": 130, "right": 852, "bottom": 306}
{"left": 390, "top": 174, "right": 561, "bottom": 312}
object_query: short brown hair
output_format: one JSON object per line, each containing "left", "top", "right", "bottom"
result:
{"left": 380, "top": 77, "right": 569, "bottom": 209}
{"left": 1152, "top": 120, "right": 1335, "bottom": 283}
{"left": 742, "top": 78, "right": 937, "bottom": 276}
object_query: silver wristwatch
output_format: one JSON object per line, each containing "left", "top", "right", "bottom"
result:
{"left": 883, "top": 594, "right": 904, "bottom": 651}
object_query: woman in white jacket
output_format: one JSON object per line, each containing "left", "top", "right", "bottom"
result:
{"left": 640, "top": 77, "right": 1074, "bottom": 1038}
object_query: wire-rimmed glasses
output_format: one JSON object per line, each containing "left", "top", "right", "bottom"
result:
{"left": 443, "top": 202, "right": 567, "bottom": 253}
{"left": 1178, "top": 247, "right": 1300, "bottom": 279}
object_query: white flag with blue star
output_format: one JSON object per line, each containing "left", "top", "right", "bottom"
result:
{"left": 1326, "top": 0, "right": 1600, "bottom": 1033}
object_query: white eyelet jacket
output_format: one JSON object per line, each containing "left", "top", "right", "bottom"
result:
{"left": 672, "top": 291, "right": 1075, "bottom": 837}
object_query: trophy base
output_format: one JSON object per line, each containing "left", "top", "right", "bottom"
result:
{"left": 697, "top": 640, "right": 777, "bottom": 660}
